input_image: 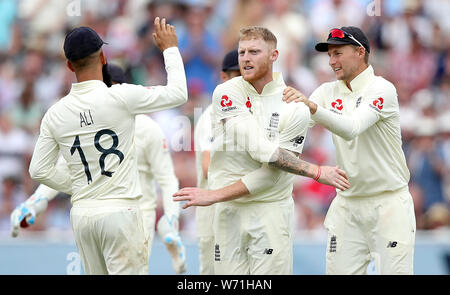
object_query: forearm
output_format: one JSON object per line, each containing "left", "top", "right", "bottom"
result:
{"left": 24, "top": 184, "right": 60, "bottom": 217}
{"left": 216, "top": 160, "right": 288, "bottom": 202}
{"left": 211, "top": 180, "right": 250, "bottom": 203}
{"left": 311, "top": 104, "right": 378, "bottom": 141}
{"left": 268, "top": 148, "right": 318, "bottom": 179}
{"left": 29, "top": 139, "right": 72, "bottom": 195}
{"left": 33, "top": 184, "right": 60, "bottom": 201}
{"left": 29, "top": 168, "right": 72, "bottom": 195}
{"left": 163, "top": 47, "right": 188, "bottom": 105}
{"left": 241, "top": 164, "right": 282, "bottom": 194}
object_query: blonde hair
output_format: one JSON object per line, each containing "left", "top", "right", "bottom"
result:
{"left": 239, "top": 26, "right": 277, "bottom": 48}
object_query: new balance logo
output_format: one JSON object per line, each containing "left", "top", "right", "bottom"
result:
{"left": 215, "top": 244, "right": 221, "bottom": 261}
{"left": 387, "top": 241, "right": 398, "bottom": 248}
{"left": 329, "top": 235, "right": 337, "bottom": 253}
{"left": 263, "top": 248, "right": 273, "bottom": 255}
{"left": 356, "top": 96, "right": 362, "bottom": 108}
{"left": 290, "top": 135, "right": 304, "bottom": 145}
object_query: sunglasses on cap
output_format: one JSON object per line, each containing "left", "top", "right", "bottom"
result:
{"left": 329, "top": 28, "right": 365, "bottom": 50}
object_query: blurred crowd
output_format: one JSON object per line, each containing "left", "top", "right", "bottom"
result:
{"left": 0, "top": 0, "right": 449, "bottom": 238}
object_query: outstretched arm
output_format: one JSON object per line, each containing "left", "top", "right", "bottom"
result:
{"left": 173, "top": 148, "right": 348, "bottom": 209}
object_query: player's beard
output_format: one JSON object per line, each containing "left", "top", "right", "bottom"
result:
{"left": 102, "top": 63, "right": 112, "bottom": 87}
{"left": 242, "top": 60, "right": 270, "bottom": 84}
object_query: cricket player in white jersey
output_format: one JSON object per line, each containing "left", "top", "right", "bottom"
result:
{"left": 175, "top": 27, "right": 350, "bottom": 275}
{"left": 11, "top": 64, "right": 187, "bottom": 274}
{"left": 283, "top": 26, "right": 415, "bottom": 275}
{"left": 194, "top": 50, "right": 241, "bottom": 275}
{"left": 27, "top": 18, "right": 188, "bottom": 275}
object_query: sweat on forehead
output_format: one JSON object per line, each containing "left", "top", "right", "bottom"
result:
{"left": 239, "top": 26, "right": 277, "bottom": 48}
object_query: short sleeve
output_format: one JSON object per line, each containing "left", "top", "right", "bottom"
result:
{"left": 278, "top": 104, "right": 310, "bottom": 154}
{"left": 212, "top": 82, "right": 249, "bottom": 122}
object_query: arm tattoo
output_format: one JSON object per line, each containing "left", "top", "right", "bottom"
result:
{"left": 269, "top": 148, "right": 314, "bottom": 178}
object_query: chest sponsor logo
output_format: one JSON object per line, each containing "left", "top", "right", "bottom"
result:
{"left": 220, "top": 95, "right": 236, "bottom": 112}
{"left": 331, "top": 99, "right": 343, "bottom": 111}
{"left": 220, "top": 95, "right": 233, "bottom": 107}
{"left": 372, "top": 97, "right": 384, "bottom": 110}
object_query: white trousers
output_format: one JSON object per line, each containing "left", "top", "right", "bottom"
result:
{"left": 196, "top": 205, "right": 215, "bottom": 275}
{"left": 70, "top": 199, "right": 148, "bottom": 275}
{"left": 213, "top": 198, "right": 294, "bottom": 275}
{"left": 198, "top": 235, "right": 215, "bottom": 275}
{"left": 324, "top": 187, "right": 416, "bottom": 275}
{"left": 141, "top": 209, "right": 156, "bottom": 259}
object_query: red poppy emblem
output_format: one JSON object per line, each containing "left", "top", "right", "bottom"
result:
{"left": 331, "top": 29, "right": 345, "bottom": 39}
{"left": 373, "top": 97, "right": 384, "bottom": 110}
{"left": 246, "top": 97, "right": 252, "bottom": 108}
{"left": 331, "top": 99, "right": 343, "bottom": 111}
{"left": 220, "top": 95, "right": 233, "bottom": 107}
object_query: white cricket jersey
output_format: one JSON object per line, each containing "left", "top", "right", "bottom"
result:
{"left": 194, "top": 104, "right": 213, "bottom": 189}
{"left": 29, "top": 47, "right": 187, "bottom": 204}
{"left": 309, "top": 65, "right": 410, "bottom": 198}
{"left": 30, "top": 115, "right": 180, "bottom": 216}
{"left": 209, "top": 73, "right": 310, "bottom": 204}
{"left": 134, "top": 114, "right": 179, "bottom": 217}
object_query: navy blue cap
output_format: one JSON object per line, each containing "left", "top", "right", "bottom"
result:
{"left": 222, "top": 50, "right": 239, "bottom": 72}
{"left": 64, "top": 26, "right": 107, "bottom": 61}
{"left": 108, "top": 64, "right": 127, "bottom": 84}
{"left": 315, "top": 26, "right": 370, "bottom": 53}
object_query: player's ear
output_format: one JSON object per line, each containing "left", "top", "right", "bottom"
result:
{"left": 359, "top": 46, "right": 366, "bottom": 60}
{"left": 66, "top": 61, "right": 75, "bottom": 72}
{"left": 270, "top": 49, "right": 279, "bottom": 63}
{"left": 100, "top": 50, "right": 107, "bottom": 65}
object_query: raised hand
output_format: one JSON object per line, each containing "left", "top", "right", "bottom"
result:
{"left": 283, "top": 86, "right": 318, "bottom": 114}
{"left": 152, "top": 17, "right": 178, "bottom": 52}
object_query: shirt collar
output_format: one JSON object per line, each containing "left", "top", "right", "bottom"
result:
{"left": 71, "top": 80, "right": 107, "bottom": 92}
{"left": 244, "top": 72, "right": 286, "bottom": 96}
{"left": 337, "top": 65, "right": 374, "bottom": 94}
